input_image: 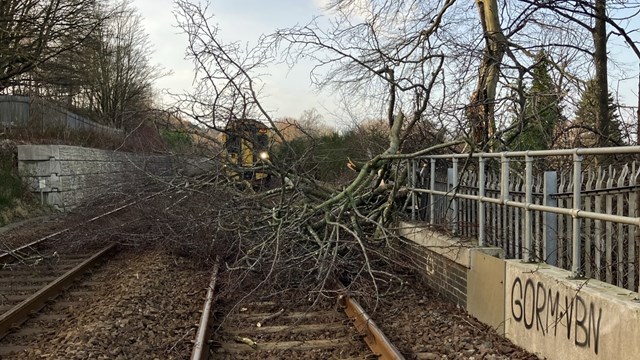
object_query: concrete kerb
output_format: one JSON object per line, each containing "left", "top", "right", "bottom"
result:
{"left": 397, "top": 222, "right": 474, "bottom": 268}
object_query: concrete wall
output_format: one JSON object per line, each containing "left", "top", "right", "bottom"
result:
{"left": 468, "top": 250, "right": 506, "bottom": 334}
{"left": 505, "top": 262, "right": 640, "bottom": 360}
{"left": 17, "top": 145, "right": 202, "bottom": 210}
{"left": 398, "top": 221, "right": 640, "bottom": 360}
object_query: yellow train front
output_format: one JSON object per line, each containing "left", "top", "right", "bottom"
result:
{"left": 222, "top": 119, "right": 271, "bottom": 183}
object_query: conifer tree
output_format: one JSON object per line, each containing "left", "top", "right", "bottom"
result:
{"left": 508, "top": 52, "right": 563, "bottom": 150}
{"left": 574, "top": 78, "right": 624, "bottom": 146}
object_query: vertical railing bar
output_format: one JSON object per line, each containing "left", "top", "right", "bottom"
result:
{"left": 494, "top": 173, "right": 501, "bottom": 250}
{"left": 566, "top": 173, "right": 574, "bottom": 271}
{"left": 571, "top": 153, "right": 583, "bottom": 278}
{"left": 478, "top": 157, "right": 486, "bottom": 246}
{"left": 594, "top": 168, "right": 604, "bottom": 280}
{"left": 430, "top": 159, "right": 435, "bottom": 225}
{"left": 411, "top": 159, "right": 417, "bottom": 221}
{"left": 525, "top": 155, "right": 533, "bottom": 262}
{"left": 465, "top": 174, "right": 470, "bottom": 237}
{"left": 616, "top": 166, "right": 627, "bottom": 288}
{"left": 461, "top": 174, "right": 466, "bottom": 236}
{"left": 558, "top": 173, "right": 566, "bottom": 268}
{"left": 534, "top": 178, "right": 543, "bottom": 260}
{"left": 583, "top": 170, "right": 594, "bottom": 278}
{"left": 500, "top": 153, "right": 509, "bottom": 203}
{"left": 606, "top": 166, "right": 615, "bottom": 283}
{"left": 501, "top": 177, "right": 507, "bottom": 256}
{"left": 543, "top": 171, "right": 558, "bottom": 266}
{"left": 630, "top": 162, "right": 638, "bottom": 292}
{"left": 452, "top": 158, "right": 459, "bottom": 235}
{"left": 501, "top": 154, "right": 510, "bottom": 255}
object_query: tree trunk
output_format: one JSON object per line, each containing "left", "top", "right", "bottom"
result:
{"left": 593, "top": 0, "right": 609, "bottom": 147}
{"left": 472, "top": 0, "right": 506, "bottom": 151}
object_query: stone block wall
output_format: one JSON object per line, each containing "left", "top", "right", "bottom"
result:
{"left": 17, "top": 145, "right": 176, "bottom": 210}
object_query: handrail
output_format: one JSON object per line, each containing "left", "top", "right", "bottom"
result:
{"left": 416, "top": 145, "right": 640, "bottom": 159}
{"left": 408, "top": 146, "right": 640, "bottom": 288}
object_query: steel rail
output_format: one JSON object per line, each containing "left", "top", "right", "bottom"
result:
{"left": 191, "top": 258, "right": 220, "bottom": 360}
{"left": 0, "top": 244, "right": 115, "bottom": 339}
{"left": 409, "top": 187, "right": 640, "bottom": 226}
{"left": 0, "top": 189, "right": 168, "bottom": 262}
{"left": 339, "top": 295, "right": 405, "bottom": 360}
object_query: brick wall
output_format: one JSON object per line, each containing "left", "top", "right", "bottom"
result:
{"left": 396, "top": 237, "right": 468, "bottom": 308}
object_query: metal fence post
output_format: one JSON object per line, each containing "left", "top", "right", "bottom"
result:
{"left": 500, "top": 154, "right": 510, "bottom": 203}
{"left": 524, "top": 155, "right": 534, "bottom": 262}
{"left": 411, "top": 159, "right": 417, "bottom": 220}
{"left": 571, "top": 153, "right": 583, "bottom": 277}
{"left": 430, "top": 159, "right": 435, "bottom": 225}
{"left": 500, "top": 154, "right": 510, "bottom": 256}
{"left": 478, "top": 157, "right": 486, "bottom": 246}
{"left": 543, "top": 171, "right": 558, "bottom": 266}
{"left": 452, "top": 158, "right": 459, "bottom": 235}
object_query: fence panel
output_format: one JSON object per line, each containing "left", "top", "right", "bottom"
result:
{"left": 412, "top": 149, "right": 640, "bottom": 292}
{"left": 0, "top": 95, "right": 30, "bottom": 126}
{"left": 0, "top": 95, "right": 123, "bottom": 136}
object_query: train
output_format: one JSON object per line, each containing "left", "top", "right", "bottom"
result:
{"left": 222, "top": 118, "right": 272, "bottom": 183}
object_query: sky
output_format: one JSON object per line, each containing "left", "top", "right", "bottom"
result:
{"left": 132, "top": 0, "right": 640, "bottom": 130}
{"left": 133, "top": 0, "right": 338, "bottom": 123}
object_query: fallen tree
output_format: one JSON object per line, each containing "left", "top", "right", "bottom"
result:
{"left": 164, "top": 0, "right": 467, "bottom": 303}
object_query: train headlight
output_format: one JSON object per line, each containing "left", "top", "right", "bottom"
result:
{"left": 259, "top": 151, "right": 269, "bottom": 160}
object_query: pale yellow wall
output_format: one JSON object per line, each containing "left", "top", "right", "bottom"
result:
{"left": 467, "top": 249, "right": 506, "bottom": 335}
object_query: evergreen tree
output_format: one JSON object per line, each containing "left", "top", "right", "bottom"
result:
{"left": 508, "top": 52, "right": 563, "bottom": 151}
{"left": 574, "top": 78, "right": 624, "bottom": 146}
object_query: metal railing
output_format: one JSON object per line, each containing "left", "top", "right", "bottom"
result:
{"left": 0, "top": 95, "right": 123, "bottom": 136}
{"left": 407, "top": 146, "right": 640, "bottom": 291}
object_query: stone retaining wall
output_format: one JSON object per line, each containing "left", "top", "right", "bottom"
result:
{"left": 17, "top": 145, "right": 214, "bottom": 210}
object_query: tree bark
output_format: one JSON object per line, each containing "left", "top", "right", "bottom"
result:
{"left": 472, "top": 0, "right": 506, "bottom": 151}
{"left": 637, "top": 66, "right": 639, "bottom": 145}
{"left": 593, "top": 0, "right": 609, "bottom": 147}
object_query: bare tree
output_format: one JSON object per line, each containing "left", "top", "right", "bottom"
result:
{"left": 470, "top": 0, "right": 506, "bottom": 150}
{"left": 169, "top": 0, "right": 640, "bottom": 303}
{"left": 172, "top": 0, "right": 464, "bottom": 300}
{"left": 0, "top": 0, "right": 104, "bottom": 90}
{"left": 76, "top": 0, "right": 164, "bottom": 129}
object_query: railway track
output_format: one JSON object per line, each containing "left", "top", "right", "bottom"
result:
{"left": 191, "top": 262, "right": 405, "bottom": 360}
{"left": 0, "top": 187, "right": 174, "bottom": 350}
{"left": 0, "top": 243, "right": 115, "bottom": 356}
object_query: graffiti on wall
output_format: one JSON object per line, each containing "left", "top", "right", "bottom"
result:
{"left": 510, "top": 277, "right": 603, "bottom": 355}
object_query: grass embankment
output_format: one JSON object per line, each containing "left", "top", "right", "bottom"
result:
{"left": 0, "top": 141, "right": 48, "bottom": 226}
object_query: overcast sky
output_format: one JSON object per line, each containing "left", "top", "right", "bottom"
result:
{"left": 133, "top": 0, "right": 340, "bottom": 123}
{"left": 133, "top": 0, "right": 640, "bottom": 128}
